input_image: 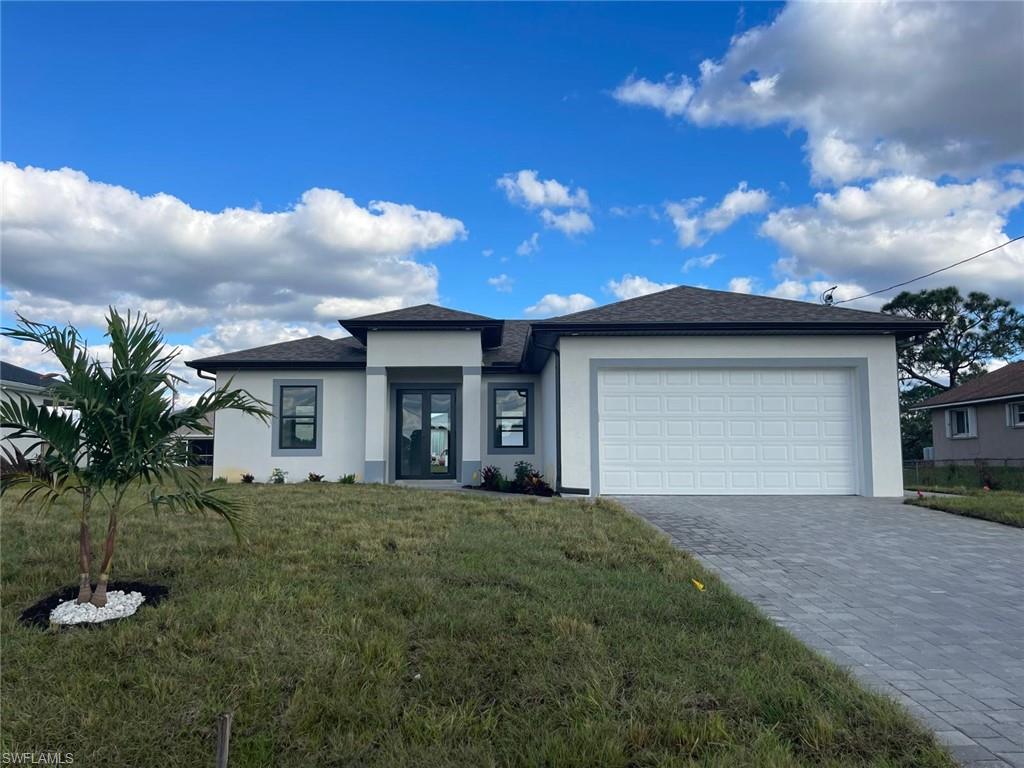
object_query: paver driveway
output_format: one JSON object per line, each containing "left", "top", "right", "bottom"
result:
{"left": 617, "top": 495, "right": 1024, "bottom": 768}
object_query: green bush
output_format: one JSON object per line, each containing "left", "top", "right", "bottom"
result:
{"left": 338, "top": 473, "right": 356, "bottom": 484}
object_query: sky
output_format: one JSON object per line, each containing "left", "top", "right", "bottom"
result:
{"left": 2, "top": 2, "right": 1023, "bottom": 396}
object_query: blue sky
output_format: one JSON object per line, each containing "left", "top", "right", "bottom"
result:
{"left": 2, "top": 2, "right": 1022, "bottom": 377}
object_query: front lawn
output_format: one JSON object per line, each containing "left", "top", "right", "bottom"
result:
{"left": 907, "top": 490, "right": 1024, "bottom": 528}
{"left": 2, "top": 485, "right": 952, "bottom": 767}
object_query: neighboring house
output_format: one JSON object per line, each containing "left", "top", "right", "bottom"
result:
{"left": 912, "top": 361, "right": 1024, "bottom": 462}
{"left": 173, "top": 412, "right": 215, "bottom": 466}
{"left": 186, "top": 286, "right": 938, "bottom": 496}
{"left": 1, "top": 361, "right": 52, "bottom": 457}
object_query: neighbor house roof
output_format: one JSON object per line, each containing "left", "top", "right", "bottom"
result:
{"left": 187, "top": 286, "right": 942, "bottom": 374}
{"left": 913, "top": 361, "right": 1024, "bottom": 410}
{"left": 0, "top": 361, "right": 49, "bottom": 389}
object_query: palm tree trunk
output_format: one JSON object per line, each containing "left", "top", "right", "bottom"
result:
{"left": 77, "top": 490, "right": 93, "bottom": 604}
{"left": 91, "top": 508, "right": 117, "bottom": 608}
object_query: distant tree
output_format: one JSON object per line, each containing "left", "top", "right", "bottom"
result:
{"left": 1, "top": 309, "right": 269, "bottom": 606}
{"left": 882, "top": 287, "right": 1024, "bottom": 389}
{"left": 882, "top": 287, "right": 1024, "bottom": 459}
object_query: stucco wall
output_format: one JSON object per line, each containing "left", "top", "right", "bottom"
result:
{"left": 557, "top": 335, "right": 903, "bottom": 497}
{"left": 539, "top": 354, "right": 558, "bottom": 482}
{"left": 1, "top": 385, "right": 47, "bottom": 457}
{"left": 214, "top": 369, "right": 366, "bottom": 482}
{"left": 366, "top": 330, "right": 482, "bottom": 368}
{"left": 930, "top": 402, "right": 1024, "bottom": 460}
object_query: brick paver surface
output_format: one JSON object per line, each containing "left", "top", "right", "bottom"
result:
{"left": 616, "top": 495, "right": 1024, "bottom": 767}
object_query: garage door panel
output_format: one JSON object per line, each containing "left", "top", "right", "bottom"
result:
{"left": 598, "top": 367, "right": 857, "bottom": 495}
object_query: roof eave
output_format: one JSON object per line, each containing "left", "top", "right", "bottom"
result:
{"left": 912, "top": 392, "right": 1024, "bottom": 411}
{"left": 339, "top": 318, "right": 505, "bottom": 347}
{"left": 520, "top": 320, "right": 942, "bottom": 370}
{"left": 185, "top": 360, "right": 367, "bottom": 374}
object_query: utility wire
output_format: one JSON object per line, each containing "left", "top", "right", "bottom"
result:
{"left": 830, "top": 234, "right": 1024, "bottom": 305}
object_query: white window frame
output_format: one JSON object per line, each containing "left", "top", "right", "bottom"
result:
{"left": 1007, "top": 401, "right": 1024, "bottom": 429}
{"left": 946, "top": 406, "right": 977, "bottom": 439}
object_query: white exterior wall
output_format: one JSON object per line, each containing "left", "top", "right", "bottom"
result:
{"left": 367, "top": 330, "right": 482, "bottom": 368}
{"left": 480, "top": 372, "right": 545, "bottom": 480}
{"left": 1, "top": 384, "right": 47, "bottom": 457}
{"left": 557, "top": 335, "right": 903, "bottom": 497}
{"left": 539, "top": 354, "right": 558, "bottom": 482}
{"left": 214, "top": 369, "right": 366, "bottom": 482}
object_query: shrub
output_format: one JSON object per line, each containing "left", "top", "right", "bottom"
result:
{"left": 240, "top": 473, "right": 255, "bottom": 484}
{"left": 513, "top": 460, "right": 554, "bottom": 497}
{"left": 307, "top": 472, "right": 325, "bottom": 483}
{"left": 480, "top": 465, "right": 504, "bottom": 491}
{"left": 212, "top": 476, "right": 228, "bottom": 485}
{"left": 338, "top": 473, "right": 356, "bottom": 485}
{"left": 270, "top": 468, "right": 287, "bottom": 484}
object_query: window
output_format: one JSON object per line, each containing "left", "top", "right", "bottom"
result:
{"left": 948, "top": 407, "right": 975, "bottom": 439}
{"left": 493, "top": 387, "right": 529, "bottom": 449}
{"left": 1009, "top": 402, "right": 1024, "bottom": 428}
{"left": 279, "top": 385, "right": 318, "bottom": 450}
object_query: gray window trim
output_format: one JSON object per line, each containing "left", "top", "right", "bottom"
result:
{"left": 272, "top": 378, "right": 324, "bottom": 457}
{"left": 587, "top": 357, "right": 873, "bottom": 496}
{"left": 488, "top": 381, "right": 535, "bottom": 455}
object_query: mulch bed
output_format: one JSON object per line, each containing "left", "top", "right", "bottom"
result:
{"left": 19, "top": 581, "right": 170, "bottom": 630}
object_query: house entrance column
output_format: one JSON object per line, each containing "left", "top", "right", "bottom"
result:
{"left": 461, "top": 366, "right": 482, "bottom": 484}
{"left": 364, "top": 367, "right": 388, "bottom": 482}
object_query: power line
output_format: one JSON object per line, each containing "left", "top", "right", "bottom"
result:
{"left": 830, "top": 234, "right": 1024, "bottom": 305}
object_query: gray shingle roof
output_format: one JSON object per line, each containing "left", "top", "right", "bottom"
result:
{"left": 542, "top": 285, "right": 930, "bottom": 326}
{"left": 344, "top": 304, "right": 495, "bottom": 323}
{"left": 914, "top": 361, "right": 1024, "bottom": 409}
{"left": 188, "top": 286, "right": 941, "bottom": 373}
{"left": 483, "top": 320, "right": 531, "bottom": 366}
{"left": 0, "top": 361, "right": 49, "bottom": 388}
{"left": 187, "top": 336, "right": 366, "bottom": 369}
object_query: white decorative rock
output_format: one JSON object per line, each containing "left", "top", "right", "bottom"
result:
{"left": 50, "top": 590, "right": 146, "bottom": 625}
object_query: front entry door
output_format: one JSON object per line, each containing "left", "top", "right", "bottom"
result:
{"left": 396, "top": 389, "right": 457, "bottom": 479}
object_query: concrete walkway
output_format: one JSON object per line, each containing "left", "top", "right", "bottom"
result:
{"left": 616, "top": 495, "right": 1024, "bottom": 767}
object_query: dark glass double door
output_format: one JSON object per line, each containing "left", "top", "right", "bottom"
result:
{"left": 396, "top": 389, "right": 456, "bottom": 479}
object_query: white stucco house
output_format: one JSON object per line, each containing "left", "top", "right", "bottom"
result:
{"left": 1, "top": 361, "right": 53, "bottom": 457}
{"left": 186, "top": 285, "right": 939, "bottom": 496}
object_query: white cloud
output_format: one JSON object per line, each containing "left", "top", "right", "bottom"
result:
{"left": 540, "top": 208, "right": 594, "bottom": 236}
{"left": 1, "top": 163, "right": 465, "bottom": 329}
{"left": 613, "top": 74, "right": 694, "bottom": 117}
{"left": 482, "top": 248, "right": 494, "bottom": 258}
{"left": 516, "top": 232, "right": 540, "bottom": 256}
{"left": 497, "top": 169, "right": 590, "bottom": 210}
{"left": 614, "top": 3, "right": 1024, "bottom": 183}
{"left": 0, "top": 163, "right": 469, "bottom": 398}
{"left": 524, "top": 293, "right": 596, "bottom": 318}
{"left": 727, "top": 277, "right": 755, "bottom": 294}
{"left": 766, "top": 279, "right": 808, "bottom": 300}
{"left": 666, "top": 181, "right": 769, "bottom": 247}
{"left": 606, "top": 274, "right": 677, "bottom": 301}
{"left": 488, "top": 274, "right": 514, "bottom": 293}
{"left": 682, "top": 253, "right": 721, "bottom": 272}
{"left": 761, "top": 175, "right": 1024, "bottom": 302}
{"left": 498, "top": 169, "right": 593, "bottom": 240}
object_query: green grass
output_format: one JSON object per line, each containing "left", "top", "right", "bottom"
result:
{"left": 903, "top": 463, "right": 1024, "bottom": 493}
{"left": 907, "top": 490, "right": 1024, "bottom": 528}
{"left": 2, "top": 484, "right": 953, "bottom": 767}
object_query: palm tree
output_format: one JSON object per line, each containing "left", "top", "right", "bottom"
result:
{"left": 1, "top": 309, "right": 270, "bottom": 607}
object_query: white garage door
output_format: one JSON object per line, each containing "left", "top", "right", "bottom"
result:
{"left": 598, "top": 367, "right": 858, "bottom": 495}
